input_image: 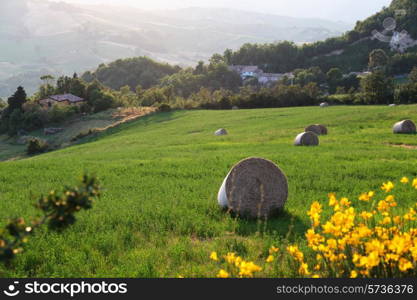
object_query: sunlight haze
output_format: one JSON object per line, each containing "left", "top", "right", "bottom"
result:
{"left": 60, "top": 0, "right": 392, "bottom": 23}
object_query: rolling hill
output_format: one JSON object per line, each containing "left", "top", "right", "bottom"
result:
{"left": 1, "top": 105, "right": 417, "bottom": 277}
{"left": 222, "top": 0, "right": 417, "bottom": 74}
{"left": 0, "top": 0, "right": 350, "bottom": 97}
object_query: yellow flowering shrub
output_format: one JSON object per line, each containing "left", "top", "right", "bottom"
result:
{"left": 209, "top": 177, "right": 417, "bottom": 278}
{"left": 210, "top": 246, "right": 279, "bottom": 278}
{"left": 288, "top": 177, "right": 417, "bottom": 278}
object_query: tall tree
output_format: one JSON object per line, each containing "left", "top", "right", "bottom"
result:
{"left": 327, "top": 67, "right": 343, "bottom": 93}
{"left": 368, "top": 49, "right": 389, "bottom": 71}
{"left": 409, "top": 67, "right": 417, "bottom": 83}
{"left": 40, "top": 75, "right": 55, "bottom": 86}
{"left": 7, "top": 86, "right": 27, "bottom": 112}
{"left": 361, "top": 70, "right": 394, "bottom": 104}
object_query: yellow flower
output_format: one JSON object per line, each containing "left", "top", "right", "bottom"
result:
{"left": 269, "top": 246, "right": 279, "bottom": 254}
{"left": 327, "top": 239, "right": 337, "bottom": 250}
{"left": 401, "top": 177, "right": 409, "bottom": 184}
{"left": 266, "top": 255, "right": 274, "bottom": 263}
{"left": 412, "top": 179, "right": 417, "bottom": 189}
{"left": 410, "top": 246, "right": 417, "bottom": 260}
{"left": 312, "top": 274, "right": 320, "bottom": 278}
{"left": 340, "top": 197, "right": 351, "bottom": 207}
{"left": 217, "top": 269, "right": 230, "bottom": 278}
{"left": 398, "top": 258, "right": 413, "bottom": 272}
{"left": 287, "top": 245, "right": 304, "bottom": 262}
{"left": 238, "top": 261, "right": 262, "bottom": 277}
{"left": 234, "top": 256, "right": 242, "bottom": 267}
{"left": 359, "top": 191, "right": 375, "bottom": 202}
{"left": 308, "top": 201, "right": 322, "bottom": 227}
{"left": 365, "top": 239, "right": 385, "bottom": 256}
{"left": 380, "top": 216, "right": 391, "bottom": 225}
{"left": 224, "top": 252, "right": 237, "bottom": 264}
{"left": 360, "top": 211, "right": 373, "bottom": 220}
{"left": 377, "top": 200, "right": 390, "bottom": 213}
{"left": 210, "top": 251, "right": 218, "bottom": 261}
{"left": 298, "top": 263, "right": 310, "bottom": 276}
{"left": 350, "top": 270, "right": 358, "bottom": 278}
{"left": 381, "top": 181, "right": 394, "bottom": 193}
{"left": 393, "top": 216, "right": 402, "bottom": 225}
{"left": 404, "top": 208, "right": 417, "bottom": 221}
{"left": 328, "top": 193, "right": 338, "bottom": 207}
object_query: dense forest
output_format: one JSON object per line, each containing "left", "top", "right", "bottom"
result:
{"left": 220, "top": 0, "right": 417, "bottom": 74}
{"left": 81, "top": 57, "right": 181, "bottom": 91}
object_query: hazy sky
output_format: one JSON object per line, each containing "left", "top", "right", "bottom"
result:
{"left": 61, "top": 0, "right": 392, "bottom": 23}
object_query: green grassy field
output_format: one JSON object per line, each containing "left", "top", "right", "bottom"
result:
{"left": 1, "top": 105, "right": 417, "bottom": 278}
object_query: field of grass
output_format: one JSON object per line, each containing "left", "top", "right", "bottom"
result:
{"left": 1, "top": 105, "right": 417, "bottom": 278}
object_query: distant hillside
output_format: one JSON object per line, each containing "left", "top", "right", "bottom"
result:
{"left": 0, "top": 0, "right": 350, "bottom": 97}
{"left": 222, "top": 0, "right": 417, "bottom": 74}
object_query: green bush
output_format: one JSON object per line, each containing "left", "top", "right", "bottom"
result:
{"left": 157, "top": 103, "right": 172, "bottom": 112}
{"left": 27, "top": 138, "right": 49, "bottom": 155}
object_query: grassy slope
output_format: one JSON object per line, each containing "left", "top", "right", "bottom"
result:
{"left": 1, "top": 105, "right": 417, "bottom": 277}
{"left": 0, "top": 108, "right": 152, "bottom": 162}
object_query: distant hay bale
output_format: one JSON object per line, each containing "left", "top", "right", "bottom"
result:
{"left": 305, "top": 124, "right": 328, "bottom": 135}
{"left": 305, "top": 125, "right": 321, "bottom": 135}
{"left": 217, "top": 157, "right": 288, "bottom": 219}
{"left": 393, "top": 120, "right": 416, "bottom": 134}
{"left": 320, "top": 102, "right": 329, "bottom": 108}
{"left": 294, "top": 131, "right": 319, "bottom": 146}
{"left": 232, "top": 106, "right": 239, "bottom": 110}
{"left": 317, "top": 124, "right": 328, "bottom": 135}
{"left": 389, "top": 104, "right": 397, "bottom": 107}
{"left": 215, "top": 128, "right": 228, "bottom": 136}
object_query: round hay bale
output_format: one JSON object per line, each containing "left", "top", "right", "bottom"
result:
{"left": 305, "top": 124, "right": 327, "bottom": 135}
{"left": 320, "top": 102, "right": 329, "bottom": 108}
{"left": 389, "top": 104, "right": 397, "bottom": 107}
{"left": 217, "top": 157, "right": 288, "bottom": 218}
{"left": 232, "top": 106, "right": 239, "bottom": 110}
{"left": 215, "top": 128, "right": 228, "bottom": 136}
{"left": 317, "top": 124, "right": 328, "bottom": 135}
{"left": 294, "top": 131, "right": 319, "bottom": 146}
{"left": 393, "top": 120, "right": 416, "bottom": 134}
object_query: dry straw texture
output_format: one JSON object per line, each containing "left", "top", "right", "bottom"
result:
{"left": 305, "top": 124, "right": 328, "bottom": 135}
{"left": 218, "top": 157, "right": 288, "bottom": 219}
{"left": 215, "top": 128, "right": 228, "bottom": 136}
{"left": 294, "top": 131, "right": 319, "bottom": 146}
{"left": 393, "top": 120, "right": 416, "bottom": 134}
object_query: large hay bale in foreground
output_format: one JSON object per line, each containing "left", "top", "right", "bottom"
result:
{"left": 294, "top": 131, "right": 319, "bottom": 146}
{"left": 218, "top": 158, "right": 288, "bottom": 218}
{"left": 393, "top": 120, "right": 416, "bottom": 134}
{"left": 215, "top": 128, "right": 228, "bottom": 136}
{"left": 305, "top": 124, "right": 328, "bottom": 135}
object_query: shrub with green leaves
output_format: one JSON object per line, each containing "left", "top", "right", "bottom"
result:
{"left": 0, "top": 175, "right": 101, "bottom": 264}
{"left": 27, "top": 138, "right": 49, "bottom": 155}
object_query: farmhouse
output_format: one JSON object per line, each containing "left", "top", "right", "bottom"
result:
{"left": 228, "top": 65, "right": 263, "bottom": 79}
{"left": 229, "top": 65, "right": 294, "bottom": 86}
{"left": 40, "top": 94, "right": 85, "bottom": 108}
